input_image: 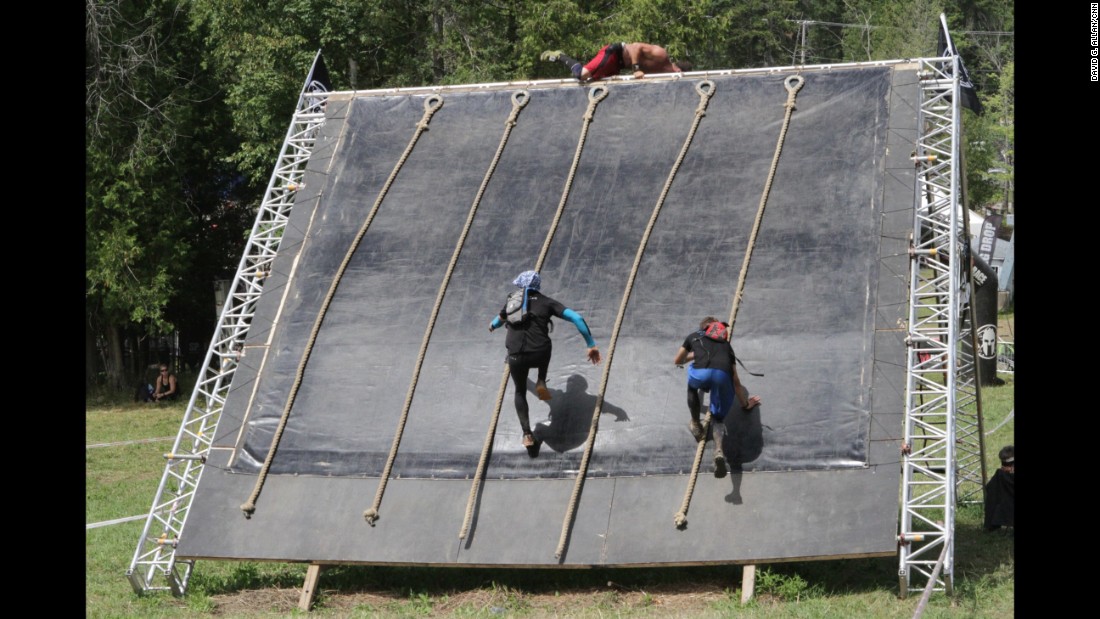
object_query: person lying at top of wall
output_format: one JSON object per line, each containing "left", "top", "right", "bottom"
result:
{"left": 541, "top": 42, "right": 691, "bottom": 82}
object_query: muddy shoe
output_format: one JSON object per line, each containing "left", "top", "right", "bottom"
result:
{"left": 689, "top": 420, "right": 705, "bottom": 441}
{"left": 714, "top": 453, "right": 728, "bottom": 479}
{"left": 536, "top": 381, "right": 552, "bottom": 401}
{"left": 524, "top": 433, "right": 541, "bottom": 458}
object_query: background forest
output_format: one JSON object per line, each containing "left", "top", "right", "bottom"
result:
{"left": 85, "top": 0, "right": 1014, "bottom": 393}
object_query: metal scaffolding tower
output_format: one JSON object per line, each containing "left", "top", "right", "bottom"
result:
{"left": 897, "top": 49, "right": 986, "bottom": 598}
{"left": 126, "top": 52, "right": 332, "bottom": 596}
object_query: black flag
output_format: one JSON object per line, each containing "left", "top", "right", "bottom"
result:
{"left": 307, "top": 53, "right": 333, "bottom": 93}
{"left": 937, "top": 13, "right": 983, "bottom": 115}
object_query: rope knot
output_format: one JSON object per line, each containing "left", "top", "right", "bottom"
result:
{"left": 694, "top": 80, "right": 715, "bottom": 117}
{"left": 364, "top": 508, "right": 379, "bottom": 526}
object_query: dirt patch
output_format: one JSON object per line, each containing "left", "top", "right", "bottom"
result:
{"left": 207, "top": 581, "right": 746, "bottom": 617}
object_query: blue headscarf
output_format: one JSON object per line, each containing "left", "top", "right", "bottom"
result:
{"left": 513, "top": 270, "right": 541, "bottom": 291}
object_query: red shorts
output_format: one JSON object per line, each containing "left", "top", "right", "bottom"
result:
{"left": 584, "top": 43, "right": 624, "bottom": 80}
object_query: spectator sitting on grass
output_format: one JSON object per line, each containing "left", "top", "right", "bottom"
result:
{"left": 151, "top": 364, "right": 179, "bottom": 403}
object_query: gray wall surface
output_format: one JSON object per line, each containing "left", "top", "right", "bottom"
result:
{"left": 177, "top": 63, "right": 917, "bottom": 567}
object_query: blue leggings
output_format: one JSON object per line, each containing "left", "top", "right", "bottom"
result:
{"left": 686, "top": 364, "right": 734, "bottom": 421}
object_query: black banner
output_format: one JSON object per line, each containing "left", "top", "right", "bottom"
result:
{"left": 977, "top": 214, "right": 1001, "bottom": 264}
{"left": 970, "top": 254, "right": 1000, "bottom": 385}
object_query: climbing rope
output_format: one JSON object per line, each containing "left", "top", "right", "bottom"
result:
{"left": 728, "top": 75, "right": 804, "bottom": 332}
{"left": 361, "top": 91, "right": 530, "bottom": 525}
{"left": 240, "top": 94, "right": 444, "bottom": 518}
{"left": 458, "top": 370, "right": 511, "bottom": 540}
{"left": 537, "top": 85, "right": 609, "bottom": 266}
{"left": 554, "top": 81, "right": 716, "bottom": 559}
{"left": 459, "top": 85, "right": 608, "bottom": 541}
{"left": 674, "top": 74, "right": 804, "bottom": 530}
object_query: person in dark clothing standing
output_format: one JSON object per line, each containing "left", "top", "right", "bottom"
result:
{"left": 490, "top": 270, "right": 601, "bottom": 448}
{"left": 984, "top": 445, "right": 1014, "bottom": 531}
{"left": 673, "top": 316, "right": 761, "bottom": 477}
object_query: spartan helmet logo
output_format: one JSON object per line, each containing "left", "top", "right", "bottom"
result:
{"left": 977, "top": 324, "right": 997, "bottom": 360}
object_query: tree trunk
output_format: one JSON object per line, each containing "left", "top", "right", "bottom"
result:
{"left": 85, "top": 318, "right": 100, "bottom": 392}
{"left": 431, "top": 4, "right": 444, "bottom": 81}
{"left": 106, "top": 323, "right": 125, "bottom": 391}
{"left": 129, "top": 330, "right": 146, "bottom": 385}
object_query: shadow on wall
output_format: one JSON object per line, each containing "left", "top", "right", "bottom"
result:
{"left": 531, "top": 374, "right": 629, "bottom": 453}
{"left": 721, "top": 399, "right": 764, "bottom": 470}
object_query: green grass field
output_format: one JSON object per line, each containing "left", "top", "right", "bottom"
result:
{"left": 87, "top": 338, "right": 1014, "bottom": 618}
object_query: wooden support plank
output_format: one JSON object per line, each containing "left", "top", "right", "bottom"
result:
{"left": 740, "top": 564, "right": 756, "bottom": 605}
{"left": 299, "top": 564, "right": 324, "bottom": 612}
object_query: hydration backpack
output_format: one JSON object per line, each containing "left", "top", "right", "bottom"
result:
{"left": 695, "top": 321, "right": 764, "bottom": 377}
{"left": 704, "top": 321, "right": 729, "bottom": 341}
{"left": 505, "top": 288, "right": 531, "bottom": 325}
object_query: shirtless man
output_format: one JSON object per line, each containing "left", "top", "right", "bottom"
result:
{"left": 541, "top": 42, "right": 691, "bottom": 81}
